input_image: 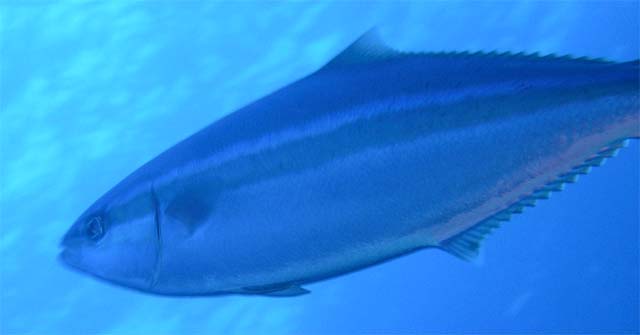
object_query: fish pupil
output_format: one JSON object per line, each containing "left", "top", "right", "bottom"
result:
{"left": 87, "top": 217, "right": 104, "bottom": 240}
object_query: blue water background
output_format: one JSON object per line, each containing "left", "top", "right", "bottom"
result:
{"left": 1, "top": 1, "right": 639, "bottom": 334}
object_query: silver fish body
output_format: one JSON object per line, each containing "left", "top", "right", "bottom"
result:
{"left": 60, "top": 31, "right": 639, "bottom": 296}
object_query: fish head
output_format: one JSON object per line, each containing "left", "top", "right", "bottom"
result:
{"left": 59, "top": 186, "right": 160, "bottom": 292}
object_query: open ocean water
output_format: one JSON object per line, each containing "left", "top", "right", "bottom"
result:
{"left": 1, "top": 1, "right": 639, "bottom": 334}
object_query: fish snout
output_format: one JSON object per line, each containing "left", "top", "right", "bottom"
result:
{"left": 59, "top": 222, "right": 88, "bottom": 271}
{"left": 60, "top": 225, "right": 83, "bottom": 248}
{"left": 58, "top": 247, "right": 81, "bottom": 268}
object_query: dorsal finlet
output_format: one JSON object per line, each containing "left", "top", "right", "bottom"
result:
{"left": 323, "top": 28, "right": 401, "bottom": 69}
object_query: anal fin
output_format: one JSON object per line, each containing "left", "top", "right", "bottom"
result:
{"left": 439, "top": 137, "right": 633, "bottom": 261}
{"left": 440, "top": 219, "right": 501, "bottom": 261}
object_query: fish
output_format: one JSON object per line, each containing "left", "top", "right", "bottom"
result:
{"left": 59, "top": 29, "right": 639, "bottom": 297}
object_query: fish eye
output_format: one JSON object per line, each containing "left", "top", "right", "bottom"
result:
{"left": 86, "top": 216, "right": 104, "bottom": 241}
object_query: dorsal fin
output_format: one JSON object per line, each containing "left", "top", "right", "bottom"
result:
{"left": 322, "top": 28, "right": 612, "bottom": 72}
{"left": 323, "top": 28, "right": 402, "bottom": 69}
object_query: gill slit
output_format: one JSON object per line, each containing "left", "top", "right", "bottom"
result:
{"left": 150, "top": 183, "right": 163, "bottom": 289}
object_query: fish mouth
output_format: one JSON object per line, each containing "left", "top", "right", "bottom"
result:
{"left": 58, "top": 247, "right": 84, "bottom": 272}
{"left": 57, "top": 246, "right": 161, "bottom": 296}
{"left": 59, "top": 222, "right": 85, "bottom": 248}
{"left": 58, "top": 247, "right": 111, "bottom": 286}
{"left": 58, "top": 227, "right": 85, "bottom": 270}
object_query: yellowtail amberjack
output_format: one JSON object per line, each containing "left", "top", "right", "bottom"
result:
{"left": 60, "top": 30, "right": 639, "bottom": 296}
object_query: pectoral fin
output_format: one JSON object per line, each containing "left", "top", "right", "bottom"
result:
{"left": 261, "top": 286, "right": 310, "bottom": 297}
{"left": 243, "top": 283, "right": 310, "bottom": 297}
{"left": 164, "top": 177, "right": 222, "bottom": 235}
